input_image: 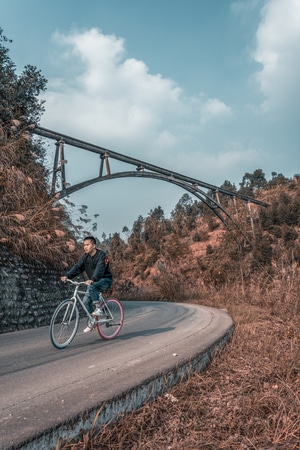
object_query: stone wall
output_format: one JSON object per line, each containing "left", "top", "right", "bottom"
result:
{"left": 0, "top": 245, "right": 74, "bottom": 334}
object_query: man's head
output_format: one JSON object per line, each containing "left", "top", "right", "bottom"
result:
{"left": 83, "top": 236, "right": 97, "bottom": 256}
{"left": 84, "top": 236, "right": 96, "bottom": 245}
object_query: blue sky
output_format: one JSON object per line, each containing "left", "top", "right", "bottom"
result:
{"left": 1, "top": 0, "right": 299, "bottom": 237}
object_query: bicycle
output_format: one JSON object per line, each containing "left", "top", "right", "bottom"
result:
{"left": 50, "top": 279, "right": 124, "bottom": 349}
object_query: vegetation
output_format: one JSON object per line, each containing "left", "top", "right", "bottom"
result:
{"left": 55, "top": 179, "right": 300, "bottom": 449}
{"left": 58, "top": 281, "right": 300, "bottom": 449}
{"left": 1, "top": 29, "right": 300, "bottom": 449}
{"left": 0, "top": 28, "right": 81, "bottom": 269}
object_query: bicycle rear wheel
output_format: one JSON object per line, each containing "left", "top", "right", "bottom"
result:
{"left": 96, "top": 298, "right": 124, "bottom": 340}
{"left": 50, "top": 299, "right": 79, "bottom": 349}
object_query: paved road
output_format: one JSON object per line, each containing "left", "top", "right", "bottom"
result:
{"left": 0, "top": 301, "right": 234, "bottom": 450}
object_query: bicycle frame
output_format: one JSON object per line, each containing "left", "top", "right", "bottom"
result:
{"left": 66, "top": 281, "right": 116, "bottom": 325}
{"left": 71, "top": 282, "right": 93, "bottom": 320}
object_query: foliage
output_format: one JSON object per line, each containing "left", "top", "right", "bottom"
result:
{"left": 143, "top": 206, "right": 169, "bottom": 251}
{"left": 0, "top": 134, "right": 80, "bottom": 269}
{"left": 0, "top": 29, "right": 80, "bottom": 270}
{"left": 171, "top": 193, "right": 202, "bottom": 237}
{"left": 0, "top": 28, "right": 47, "bottom": 137}
{"left": 267, "top": 171, "right": 290, "bottom": 188}
{"left": 260, "top": 191, "right": 300, "bottom": 230}
{"left": 152, "top": 259, "right": 185, "bottom": 302}
{"left": 127, "top": 215, "right": 144, "bottom": 253}
{"left": 239, "top": 168, "right": 267, "bottom": 196}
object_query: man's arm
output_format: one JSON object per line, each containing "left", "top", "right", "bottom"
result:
{"left": 62, "top": 255, "right": 86, "bottom": 281}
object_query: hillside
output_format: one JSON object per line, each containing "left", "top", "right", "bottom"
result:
{"left": 108, "top": 179, "right": 300, "bottom": 302}
{"left": 2, "top": 29, "right": 300, "bottom": 447}
{"left": 51, "top": 181, "right": 300, "bottom": 450}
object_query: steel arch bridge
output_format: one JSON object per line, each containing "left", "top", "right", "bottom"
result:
{"left": 33, "top": 126, "right": 268, "bottom": 230}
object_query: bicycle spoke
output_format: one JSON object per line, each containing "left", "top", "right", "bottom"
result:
{"left": 96, "top": 298, "right": 124, "bottom": 340}
{"left": 50, "top": 300, "right": 79, "bottom": 349}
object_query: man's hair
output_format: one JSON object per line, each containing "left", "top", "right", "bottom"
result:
{"left": 84, "top": 236, "right": 97, "bottom": 245}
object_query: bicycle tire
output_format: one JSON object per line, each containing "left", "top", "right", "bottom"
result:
{"left": 50, "top": 299, "right": 79, "bottom": 349}
{"left": 96, "top": 298, "right": 124, "bottom": 340}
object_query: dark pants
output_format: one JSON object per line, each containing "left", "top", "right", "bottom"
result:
{"left": 83, "top": 278, "right": 112, "bottom": 314}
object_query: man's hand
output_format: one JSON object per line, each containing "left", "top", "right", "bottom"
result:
{"left": 61, "top": 276, "right": 67, "bottom": 283}
{"left": 85, "top": 280, "right": 93, "bottom": 286}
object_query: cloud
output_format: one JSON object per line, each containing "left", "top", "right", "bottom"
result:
{"left": 43, "top": 28, "right": 233, "bottom": 158}
{"left": 200, "top": 98, "right": 232, "bottom": 125}
{"left": 252, "top": 0, "right": 300, "bottom": 117}
{"left": 44, "top": 28, "right": 187, "bottom": 152}
{"left": 231, "top": 0, "right": 261, "bottom": 17}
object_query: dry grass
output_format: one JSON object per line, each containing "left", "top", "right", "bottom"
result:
{"left": 0, "top": 133, "right": 80, "bottom": 270}
{"left": 58, "top": 272, "right": 300, "bottom": 450}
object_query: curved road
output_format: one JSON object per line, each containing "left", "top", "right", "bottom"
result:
{"left": 0, "top": 301, "right": 234, "bottom": 450}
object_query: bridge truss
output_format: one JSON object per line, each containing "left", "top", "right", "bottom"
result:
{"left": 33, "top": 126, "right": 268, "bottom": 232}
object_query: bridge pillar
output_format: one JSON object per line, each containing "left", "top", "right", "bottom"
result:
{"left": 51, "top": 141, "right": 60, "bottom": 195}
{"left": 51, "top": 140, "right": 66, "bottom": 196}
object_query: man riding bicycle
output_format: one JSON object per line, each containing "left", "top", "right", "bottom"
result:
{"left": 61, "top": 236, "right": 112, "bottom": 332}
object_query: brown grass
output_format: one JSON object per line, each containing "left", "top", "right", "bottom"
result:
{"left": 57, "top": 272, "right": 300, "bottom": 450}
{"left": 0, "top": 133, "right": 81, "bottom": 270}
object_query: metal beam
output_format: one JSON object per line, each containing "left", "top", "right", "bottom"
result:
{"left": 54, "top": 170, "right": 235, "bottom": 225}
{"left": 33, "top": 126, "right": 269, "bottom": 208}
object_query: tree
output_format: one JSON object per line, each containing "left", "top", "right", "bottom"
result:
{"left": 143, "top": 206, "right": 167, "bottom": 250}
{"left": 218, "top": 180, "right": 237, "bottom": 207}
{"left": 108, "top": 232, "right": 127, "bottom": 262}
{"left": 239, "top": 169, "right": 267, "bottom": 196}
{"left": 267, "top": 172, "right": 289, "bottom": 188}
{"left": 0, "top": 29, "right": 79, "bottom": 269}
{"left": 220, "top": 180, "right": 236, "bottom": 192}
{"left": 128, "top": 215, "right": 144, "bottom": 252}
{"left": 171, "top": 194, "right": 202, "bottom": 236}
{"left": 0, "top": 28, "right": 47, "bottom": 165}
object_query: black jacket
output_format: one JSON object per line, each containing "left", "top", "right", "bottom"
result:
{"left": 66, "top": 249, "right": 112, "bottom": 282}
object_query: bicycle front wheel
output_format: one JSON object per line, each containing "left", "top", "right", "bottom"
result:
{"left": 50, "top": 299, "right": 79, "bottom": 349}
{"left": 96, "top": 298, "right": 124, "bottom": 340}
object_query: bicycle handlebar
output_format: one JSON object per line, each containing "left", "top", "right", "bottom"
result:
{"left": 64, "top": 279, "right": 87, "bottom": 286}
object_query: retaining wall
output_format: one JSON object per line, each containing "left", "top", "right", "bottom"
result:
{"left": 0, "top": 245, "right": 71, "bottom": 334}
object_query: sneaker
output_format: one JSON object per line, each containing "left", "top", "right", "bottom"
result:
{"left": 83, "top": 324, "right": 96, "bottom": 333}
{"left": 92, "top": 308, "right": 102, "bottom": 317}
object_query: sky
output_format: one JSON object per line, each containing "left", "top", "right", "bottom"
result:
{"left": 1, "top": 0, "right": 299, "bottom": 237}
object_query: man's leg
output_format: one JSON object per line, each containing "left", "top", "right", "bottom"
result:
{"left": 82, "top": 290, "right": 97, "bottom": 333}
{"left": 83, "top": 290, "right": 94, "bottom": 315}
{"left": 89, "top": 278, "right": 112, "bottom": 304}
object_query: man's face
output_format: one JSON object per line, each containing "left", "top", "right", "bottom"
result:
{"left": 83, "top": 239, "right": 96, "bottom": 255}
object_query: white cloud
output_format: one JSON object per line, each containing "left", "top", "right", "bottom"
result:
{"left": 43, "top": 28, "right": 234, "bottom": 158}
{"left": 44, "top": 28, "right": 187, "bottom": 151}
{"left": 200, "top": 98, "right": 232, "bottom": 124}
{"left": 253, "top": 0, "right": 300, "bottom": 116}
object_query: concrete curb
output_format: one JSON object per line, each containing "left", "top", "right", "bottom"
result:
{"left": 10, "top": 322, "right": 234, "bottom": 450}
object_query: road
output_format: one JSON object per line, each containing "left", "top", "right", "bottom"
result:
{"left": 0, "top": 301, "right": 234, "bottom": 450}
